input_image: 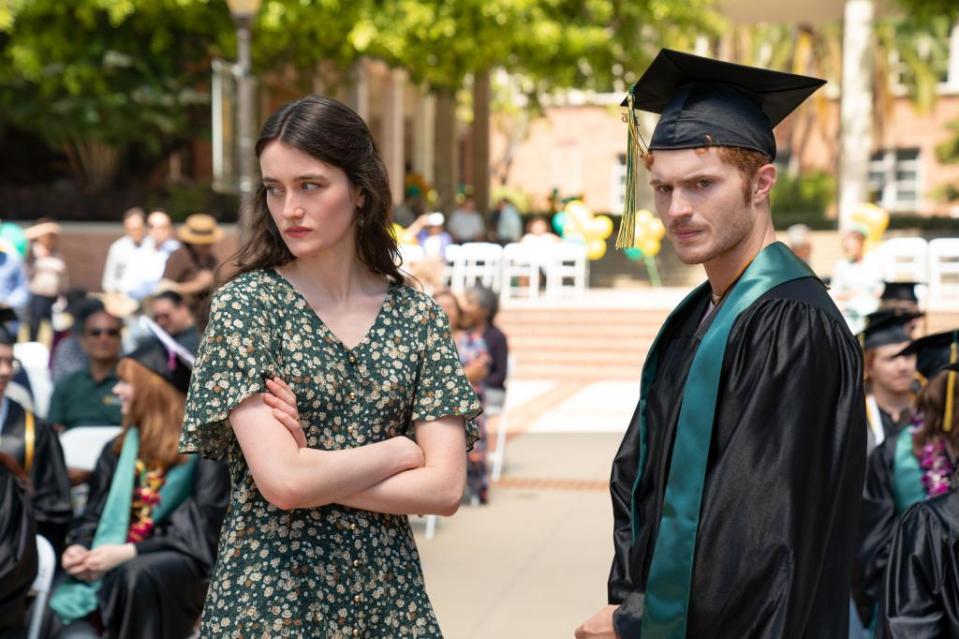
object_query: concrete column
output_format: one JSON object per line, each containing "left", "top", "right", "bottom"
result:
{"left": 471, "top": 69, "right": 492, "bottom": 216}
{"left": 412, "top": 90, "right": 436, "bottom": 185}
{"left": 948, "top": 21, "right": 959, "bottom": 90}
{"left": 348, "top": 58, "right": 369, "bottom": 122}
{"left": 382, "top": 69, "right": 406, "bottom": 206}
{"left": 838, "top": 0, "right": 875, "bottom": 228}
{"left": 434, "top": 90, "right": 459, "bottom": 213}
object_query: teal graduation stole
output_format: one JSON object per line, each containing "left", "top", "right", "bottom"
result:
{"left": 891, "top": 427, "right": 925, "bottom": 513}
{"left": 50, "top": 428, "right": 198, "bottom": 625}
{"left": 631, "top": 242, "right": 816, "bottom": 637}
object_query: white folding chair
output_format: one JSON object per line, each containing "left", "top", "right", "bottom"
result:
{"left": 398, "top": 243, "right": 425, "bottom": 267}
{"left": 13, "top": 342, "right": 52, "bottom": 419}
{"left": 27, "top": 534, "right": 56, "bottom": 639}
{"left": 487, "top": 355, "right": 516, "bottom": 483}
{"left": 499, "top": 243, "right": 541, "bottom": 302}
{"left": 543, "top": 242, "right": 588, "bottom": 297}
{"left": 928, "top": 238, "right": 959, "bottom": 305}
{"left": 443, "top": 244, "right": 465, "bottom": 290}
{"left": 60, "top": 425, "right": 122, "bottom": 514}
{"left": 451, "top": 243, "right": 503, "bottom": 293}
{"left": 877, "top": 237, "right": 929, "bottom": 284}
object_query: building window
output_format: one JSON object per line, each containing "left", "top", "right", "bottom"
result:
{"left": 611, "top": 153, "right": 628, "bottom": 214}
{"left": 869, "top": 148, "right": 921, "bottom": 212}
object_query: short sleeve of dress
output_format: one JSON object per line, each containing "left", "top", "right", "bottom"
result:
{"left": 410, "top": 299, "right": 482, "bottom": 449}
{"left": 179, "top": 274, "right": 280, "bottom": 459}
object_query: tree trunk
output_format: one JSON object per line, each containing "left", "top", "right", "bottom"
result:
{"left": 471, "top": 69, "right": 491, "bottom": 216}
{"left": 433, "top": 89, "right": 459, "bottom": 213}
{"left": 838, "top": 0, "right": 875, "bottom": 227}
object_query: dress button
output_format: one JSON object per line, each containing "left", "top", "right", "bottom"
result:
{"left": 348, "top": 391, "right": 356, "bottom": 400}
{"left": 352, "top": 630, "right": 360, "bottom": 637}
{"left": 352, "top": 560, "right": 360, "bottom": 568}
{"left": 353, "top": 595, "right": 361, "bottom": 603}
{"left": 351, "top": 523, "right": 358, "bottom": 531}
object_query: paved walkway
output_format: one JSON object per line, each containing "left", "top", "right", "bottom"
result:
{"left": 412, "top": 380, "right": 636, "bottom": 638}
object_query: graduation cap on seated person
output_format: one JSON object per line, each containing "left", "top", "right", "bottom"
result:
{"left": 880, "top": 281, "right": 920, "bottom": 305}
{"left": 0, "top": 306, "right": 16, "bottom": 327}
{"left": 122, "top": 316, "right": 195, "bottom": 395}
{"left": 616, "top": 49, "right": 827, "bottom": 248}
{"left": 897, "top": 329, "right": 959, "bottom": 431}
{"left": 859, "top": 310, "right": 923, "bottom": 350}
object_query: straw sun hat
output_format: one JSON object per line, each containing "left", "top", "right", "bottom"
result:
{"left": 177, "top": 213, "right": 224, "bottom": 245}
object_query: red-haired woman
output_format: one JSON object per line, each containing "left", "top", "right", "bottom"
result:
{"left": 47, "top": 326, "right": 228, "bottom": 639}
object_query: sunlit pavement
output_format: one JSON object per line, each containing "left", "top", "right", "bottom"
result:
{"left": 414, "top": 380, "right": 637, "bottom": 639}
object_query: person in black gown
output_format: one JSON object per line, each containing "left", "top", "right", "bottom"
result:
{"left": 576, "top": 50, "right": 866, "bottom": 639}
{"left": 0, "top": 322, "right": 72, "bottom": 556}
{"left": 853, "top": 331, "right": 958, "bottom": 631}
{"left": 878, "top": 483, "right": 959, "bottom": 637}
{"left": 860, "top": 311, "right": 921, "bottom": 457}
{"left": 46, "top": 320, "right": 229, "bottom": 639}
{"left": 0, "top": 451, "right": 38, "bottom": 639}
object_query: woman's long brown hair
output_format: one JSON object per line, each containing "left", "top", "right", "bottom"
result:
{"left": 225, "top": 95, "right": 404, "bottom": 285}
{"left": 113, "top": 359, "right": 187, "bottom": 471}
{"left": 913, "top": 369, "right": 959, "bottom": 459}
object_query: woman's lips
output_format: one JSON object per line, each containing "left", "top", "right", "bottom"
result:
{"left": 285, "top": 227, "right": 311, "bottom": 238}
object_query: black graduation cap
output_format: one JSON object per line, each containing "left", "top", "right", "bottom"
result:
{"left": 122, "top": 317, "right": 195, "bottom": 395}
{"left": 895, "top": 329, "right": 959, "bottom": 380}
{"left": 860, "top": 311, "right": 922, "bottom": 350}
{"left": 880, "top": 281, "right": 919, "bottom": 304}
{"left": 622, "top": 49, "right": 826, "bottom": 160}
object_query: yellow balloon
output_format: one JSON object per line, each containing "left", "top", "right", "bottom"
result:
{"left": 595, "top": 215, "right": 614, "bottom": 239}
{"left": 587, "top": 238, "right": 607, "bottom": 260}
{"left": 640, "top": 237, "right": 661, "bottom": 257}
{"left": 851, "top": 203, "right": 889, "bottom": 247}
{"left": 651, "top": 218, "right": 666, "bottom": 240}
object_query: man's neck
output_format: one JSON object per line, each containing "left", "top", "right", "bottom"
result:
{"left": 88, "top": 360, "right": 117, "bottom": 382}
{"left": 703, "top": 219, "right": 776, "bottom": 299}
{"left": 872, "top": 386, "right": 913, "bottom": 422}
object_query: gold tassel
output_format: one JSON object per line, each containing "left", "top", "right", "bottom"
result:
{"left": 616, "top": 93, "right": 646, "bottom": 249}
{"left": 944, "top": 339, "right": 957, "bottom": 432}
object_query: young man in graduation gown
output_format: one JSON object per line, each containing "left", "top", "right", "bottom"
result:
{"left": 0, "top": 319, "right": 72, "bottom": 556}
{"left": 861, "top": 311, "right": 921, "bottom": 457}
{"left": 576, "top": 50, "right": 866, "bottom": 639}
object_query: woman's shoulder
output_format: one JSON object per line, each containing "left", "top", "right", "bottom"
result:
{"left": 391, "top": 283, "right": 444, "bottom": 319}
{"left": 214, "top": 269, "right": 278, "bottom": 303}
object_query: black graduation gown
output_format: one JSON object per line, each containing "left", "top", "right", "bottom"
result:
{"left": 877, "top": 489, "right": 959, "bottom": 638}
{"left": 0, "top": 465, "right": 37, "bottom": 638}
{"left": 608, "top": 278, "right": 866, "bottom": 638}
{"left": 853, "top": 436, "right": 901, "bottom": 626}
{"left": 61, "top": 441, "right": 229, "bottom": 639}
{"left": 0, "top": 400, "right": 72, "bottom": 555}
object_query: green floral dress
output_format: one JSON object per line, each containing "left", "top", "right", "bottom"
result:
{"left": 179, "top": 268, "right": 480, "bottom": 638}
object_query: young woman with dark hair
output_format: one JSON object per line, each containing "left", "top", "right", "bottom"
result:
{"left": 179, "top": 95, "right": 480, "bottom": 637}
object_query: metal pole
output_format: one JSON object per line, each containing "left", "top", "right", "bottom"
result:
{"left": 235, "top": 16, "right": 256, "bottom": 238}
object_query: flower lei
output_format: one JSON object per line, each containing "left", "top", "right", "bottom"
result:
{"left": 913, "top": 423, "right": 956, "bottom": 499}
{"left": 127, "top": 460, "right": 166, "bottom": 543}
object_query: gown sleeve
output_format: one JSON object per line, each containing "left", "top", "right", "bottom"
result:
{"left": 876, "top": 495, "right": 959, "bottom": 638}
{"left": 29, "top": 420, "right": 73, "bottom": 553}
{"left": 179, "top": 276, "right": 281, "bottom": 460}
{"left": 134, "top": 459, "right": 230, "bottom": 572}
{"left": 853, "top": 438, "right": 899, "bottom": 627}
{"left": 0, "top": 463, "right": 37, "bottom": 633}
{"left": 607, "top": 400, "right": 642, "bottom": 606}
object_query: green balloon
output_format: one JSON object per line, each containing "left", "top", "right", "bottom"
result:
{"left": 552, "top": 212, "right": 568, "bottom": 235}
{"left": 624, "top": 247, "right": 644, "bottom": 261}
{"left": 0, "top": 223, "right": 28, "bottom": 258}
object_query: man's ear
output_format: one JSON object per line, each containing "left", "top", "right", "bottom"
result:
{"left": 753, "top": 164, "right": 777, "bottom": 205}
